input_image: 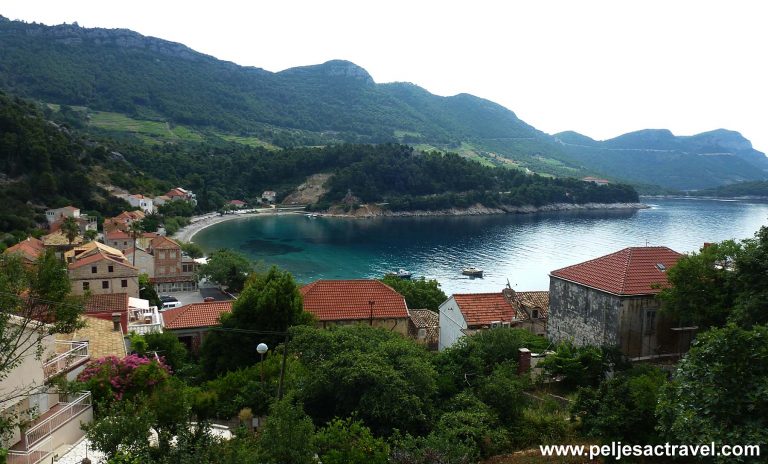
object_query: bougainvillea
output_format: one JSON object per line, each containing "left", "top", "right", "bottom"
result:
{"left": 77, "top": 354, "right": 171, "bottom": 403}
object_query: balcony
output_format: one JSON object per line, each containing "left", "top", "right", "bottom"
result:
{"left": 7, "top": 392, "right": 93, "bottom": 464}
{"left": 128, "top": 304, "right": 163, "bottom": 335}
{"left": 42, "top": 341, "right": 89, "bottom": 380}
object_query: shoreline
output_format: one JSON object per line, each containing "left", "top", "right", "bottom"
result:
{"left": 173, "top": 207, "right": 307, "bottom": 242}
{"left": 317, "top": 202, "right": 649, "bottom": 218}
{"left": 174, "top": 202, "right": 648, "bottom": 242}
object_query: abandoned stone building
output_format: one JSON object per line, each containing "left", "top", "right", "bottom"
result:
{"left": 548, "top": 246, "right": 696, "bottom": 360}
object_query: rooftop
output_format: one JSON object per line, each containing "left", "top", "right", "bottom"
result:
{"left": 4, "top": 237, "right": 45, "bottom": 262}
{"left": 56, "top": 315, "right": 127, "bottom": 358}
{"left": 162, "top": 301, "right": 234, "bottom": 330}
{"left": 300, "top": 279, "right": 409, "bottom": 321}
{"left": 452, "top": 292, "right": 517, "bottom": 326}
{"left": 84, "top": 293, "right": 129, "bottom": 314}
{"left": 550, "top": 246, "right": 683, "bottom": 295}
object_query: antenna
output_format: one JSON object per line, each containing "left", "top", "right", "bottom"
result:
{"left": 506, "top": 278, "right": 512, "bottom": 289}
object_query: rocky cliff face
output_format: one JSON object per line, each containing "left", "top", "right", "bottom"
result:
{"left": 14, "top": 18, "right": 208, "bottom": 62}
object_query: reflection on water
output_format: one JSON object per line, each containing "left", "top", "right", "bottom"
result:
{"left": 194, "top": 199, "right": 768, "bottom": 294}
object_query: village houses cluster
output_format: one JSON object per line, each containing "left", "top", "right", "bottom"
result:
{"left": 2, "top": 187, "right": 696, "bottom": 461}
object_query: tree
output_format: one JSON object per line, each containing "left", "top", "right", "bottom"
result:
{"left": 200, "top": 267, "right": 309, "bottom": 376}
{"left": 314, "top": 418, "right": 389, "bottom": 464}
{"left": 141, "top": 212, "right": 161, "bottom": 233}
{"left": 127, "top": 219, "right": 145, "bottom": 266}
{"left": 180, "top": 241, "right": 204, "bottom": 259}
{"left": 731, "top": 226, "right": 768, "bottom": 327}
{"left": 61, "top": 216, "right": 80, "bottom": 245}
{"left": 257, "top": 397, "right": 316, "bottom": 464}
{"left": 0, "top": 251, "right": 84, "bottom": 437}
{"left": 657, "top": 324, "right": 768, "bottom": 463}
{"left": 572, "top": 364, "right": 666, "bottom": 443}
{"left": 658, "top": 240, "right": 741, "bottom": 329}
{"left": 139, "top": 274, "right": 161, "bottom": 309}
{"left": 290, "top": 325, "right": 437, "bottom": 436}
{"left": 380, "top": 275, "right": 447, "bottom": 311}
{"left": 197, "top": 248, "right": 253, "bottom": 292}
{"left": 84, "top": 229, "right": 98, "bottom": 242}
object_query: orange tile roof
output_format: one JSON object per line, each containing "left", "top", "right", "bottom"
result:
{"left": 106, "top": 230, "right": 131, "bottom": 240}
{"left": 300, "top": 280, "right": 409, "bottom": 321}
{"left": 550, "top": 246, "right": 683, "bottom": 296}
{"left": 513, "top": 291, "right": 550, "bottom": 320}
{"left": 150, "top": 236, "right": 180, "bottom": 250}
{"left": 68, "top": 250, "right": 136, "bottom": 271}
{"left": 162, "top": 301, "right": 233, "bottom": 330}
{"left": 453, "top": 293, "right": 517, "bottom": 326}
{"left": 5, "top": 237, "right": 45, "bottom": 262}
{"left": 85, "top": 293, "right": 129, "bottom": 314}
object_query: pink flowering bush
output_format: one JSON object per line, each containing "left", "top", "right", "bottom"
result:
{"left": 77, "top": 354, "right": 171, "bottom": 403}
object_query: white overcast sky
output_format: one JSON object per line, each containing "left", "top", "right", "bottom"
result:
{"left": 3, "top": 1, "right": 767, "bottom": 152}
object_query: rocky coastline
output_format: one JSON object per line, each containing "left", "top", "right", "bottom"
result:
{"left": 319, "top": 202, "right": 649, "bottom": 218}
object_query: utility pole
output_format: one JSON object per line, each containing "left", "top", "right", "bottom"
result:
{"left": 368, "top": 300, "right": 375, "bottom": 326}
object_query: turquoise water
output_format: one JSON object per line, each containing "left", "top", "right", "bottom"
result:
{"left": 193, "top": 199, "right": 768, "bottom": 294}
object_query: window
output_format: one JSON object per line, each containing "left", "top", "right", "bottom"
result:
{"left": 124, "top": 241, "right": 128, "bottom": 246}
{"left": 102, "top": 281, "right": 109, "bottom": 289}
{"left": 82, "top": 282, "right": 89, "bottom": 291}
{"left": 531, "top": 309, "right": 540, "bottom": 319}
{"left": 644, "top": 310, "right": 657, "bottom": 335}
{"left": 91, "top": 266, "right": 97, "bottom": 274}
{"left": 108, "top": 265, "right": 114, "bottom": 273}
{"left": 121, "top": 279, "right": 128, "bottom": 288}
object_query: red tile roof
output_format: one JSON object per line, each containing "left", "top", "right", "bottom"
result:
{"left": 550, "top": 246, "right": 683, "bottom": 295}
{"left": 4, "top": 237, "right": 45, "bottom": 262}
{"left": 300, "top": 280, "right": 409, "bottom": 321}
{"left": 106, "top": 230, "right": 131, "bottom": 240}
{"left": 85, "top": 293, "right": 129, "bottom": 314}
{"left": 453, "top": 293, "right": 517, "bottom": 326}
{"left": 162, "top": 301, "right": 233, "bottom": 330}
{"left": 150, "top": 236, "right": 180, "bottom": 250}
{"left": 68, "top": 250, "right": 137, "bottom": 271}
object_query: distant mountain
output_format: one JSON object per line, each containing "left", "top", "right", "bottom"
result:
{"left": 554, "top": 129, "right": 768, "bottom": 190}
{"left": 0, "top": 16, "right": 765, "bottom": 190}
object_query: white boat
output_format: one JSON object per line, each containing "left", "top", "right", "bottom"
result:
{"left": 387, "top": 269, "right": 412, "bottom": 279}
{"left": 462, "top": 267, "right": 484, "bottom": 277}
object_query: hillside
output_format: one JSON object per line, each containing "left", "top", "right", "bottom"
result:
{"left": 0, "top": 17, "right": 766, "bottom": 190}
{"left": 554, "top": 129, "right": 768, "bottom": 190}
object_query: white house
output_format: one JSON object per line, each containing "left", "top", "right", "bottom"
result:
{"left": 45, "top": 206, "right": 80, "bottom": 224}
{"left": 124, "top": 194, "right": 155, "bottom": 214}
{"left": 438, "top": 290, "right": 549, "bottom": 350}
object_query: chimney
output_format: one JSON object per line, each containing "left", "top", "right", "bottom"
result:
{"left": 111, "top": 312, "right": 122, "bottom": 332}
{"left": 518, "top": 348, "right": 532, "bottom": 375}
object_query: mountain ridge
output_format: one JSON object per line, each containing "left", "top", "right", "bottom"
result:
{"left": 0, "top": 16, "right": 765, "bottom": 190}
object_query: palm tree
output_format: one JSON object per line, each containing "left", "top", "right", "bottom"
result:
{"left": 61, "top": 216, "right": 80, "bottom": 247}
{"left": 128, "top": 219, "right": 145, "bottom": 266}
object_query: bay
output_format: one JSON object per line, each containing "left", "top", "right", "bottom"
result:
{"left": 193, "top": 198, "right": 768, "bottom": 295}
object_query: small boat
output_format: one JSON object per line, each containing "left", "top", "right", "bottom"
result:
{"left": 396, "top": 269, "right": 412, "bottom": 279}
{"left": 387, "top": 269, "right": 412, "bottom": 279}
{"left": 462, "top": 267, "right": 484, "bottom": 277}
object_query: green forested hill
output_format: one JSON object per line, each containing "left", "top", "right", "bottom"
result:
{"left": 554, "top": 129, "right": 768, "bottom": 190}
{"left": 1, "top": 16, "right": 766, "bottom": 191}
{"left": 0, "top": 92, "right": 638, "bottom": 244}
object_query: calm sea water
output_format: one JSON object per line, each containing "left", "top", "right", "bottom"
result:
{"left": 193, "top": 198, "right": 768, "bottom": 294}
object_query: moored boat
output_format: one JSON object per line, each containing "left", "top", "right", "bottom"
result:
{"left": 462, "top": 267, "right": 484, "bottom": 277}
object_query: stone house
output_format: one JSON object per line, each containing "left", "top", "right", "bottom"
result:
{"left": 162, "top": 301, "right": 233, "bottom": 352}
{"left": 408, "top": 309, "right": 440, "bottom": 350}
{"left": 548, "top": 246, "right": 695, "bottom": 360}
{"left": 300, "top": 280, "right": 411, "bottom": 336}
{"left": 438, "top": 290, "right": 549, "bottom": 350}
{"left": 147, "top": 236, "right": 198, "bottom": 292}
{"left": 66, "top": 242, "right": 139, "bottom": 298}
{"left": 3, "top": 236, "right": 46, "bottom": 265}
{"left": 124, "top": 246, "right": 155, "bottom": 277}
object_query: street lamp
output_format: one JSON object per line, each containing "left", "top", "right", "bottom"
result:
{"left": 257, "top": 343, "right": 268, "bottom": 383}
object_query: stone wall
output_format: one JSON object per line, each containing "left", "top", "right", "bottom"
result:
{"left": 548, "top": 277, "right": 622, "bottom": 347}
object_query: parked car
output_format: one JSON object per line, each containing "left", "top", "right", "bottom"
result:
{"left": 159, "top": 295, "right": 178, "bottom": 303}
{"left": 161, "top": 301, "right": 183, "bottom": 310}
{"left": 203, "top": 296, "right": 215, "bottom": 302}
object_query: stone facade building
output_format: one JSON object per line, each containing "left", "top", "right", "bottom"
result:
{"left": 548, "top": 246, "right": 695, "bottom": 359}
{"left": 66, "top": 242, "right": 139, "bottom": 298}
